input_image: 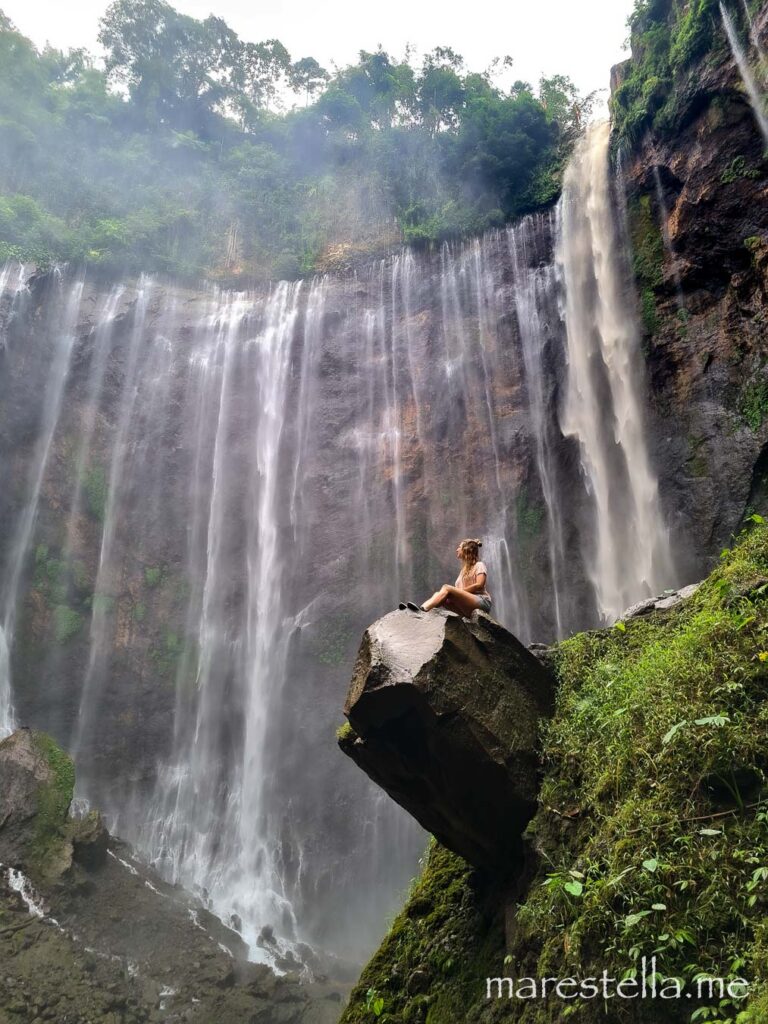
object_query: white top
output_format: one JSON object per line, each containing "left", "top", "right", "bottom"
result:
{"left": 455, "top": 560, "right": 491, "bottom": 601}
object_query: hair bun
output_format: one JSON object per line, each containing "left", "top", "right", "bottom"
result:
{"left": 476, "top": 539, "right": 482, "bottom": 548}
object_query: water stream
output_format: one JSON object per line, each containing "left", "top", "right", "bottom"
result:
{"left": 721, "top": 2, "right": 768, "bottom": 147}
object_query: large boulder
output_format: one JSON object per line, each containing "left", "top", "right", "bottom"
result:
{"left": 339, "top": 609, "right": 556, "bottom": 872}
{"left": 0, "top": 728, "right": 74, "bottom": 875}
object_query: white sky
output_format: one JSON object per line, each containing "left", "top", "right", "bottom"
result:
{"left": 2, "top": 0, "right": 635, "bottom": 104}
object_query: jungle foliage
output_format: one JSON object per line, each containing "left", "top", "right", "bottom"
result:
{"left": 611, "top": 0, "right": 759, "bottom": 149}
{"left": 0, "top": 2, "right": 592, "bottom": 282}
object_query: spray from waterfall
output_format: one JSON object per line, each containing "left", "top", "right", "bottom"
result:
{"left": 721, "top": 2, "right": 768, "bottom": 147}
{"left": 557, "top": 122, "right": 674, "bottom": 622}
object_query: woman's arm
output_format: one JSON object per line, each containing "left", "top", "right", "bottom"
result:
{"left": 462, "top": 573, "right": 486, "bottom": 594}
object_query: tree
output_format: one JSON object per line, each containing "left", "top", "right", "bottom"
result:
{"left": 288, "top": 57, "right": 329, "bottom": 106}
{"left": 538, "top": 74, "right": 597, "bottom": 145}
{"left": 98, "top": 0, "right": 241, "bottom": 132}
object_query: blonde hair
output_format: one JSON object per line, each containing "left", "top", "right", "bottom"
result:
{"left": 458, "top": 538, "right": 482, "bottom": 574}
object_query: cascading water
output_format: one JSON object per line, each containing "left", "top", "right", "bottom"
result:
{"left": 0, "top": 270, "right": 81, "bottom": 736}
{"left": 740, "top": 0, "right": 767, "bottom": 65}
{"left": 0, "top": 132, "right": 678, "bottom": 960}
{"left": 721, "top": 2, "right": 768, "bottom": 147}
{"left": 557, "top": 122, "right": 674, "bottom": 622}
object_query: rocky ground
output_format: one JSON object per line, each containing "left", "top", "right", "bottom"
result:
{"left": 0, "top": 730, "right": 350, "bottom": 1024}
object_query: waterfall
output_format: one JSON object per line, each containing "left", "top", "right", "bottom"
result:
{"left": 651, "top": 164, "right": 687, "bottom": 312}
{"left": 0, "top": 271, "right": 81, "bottom": 737}
{"left": 508, "top": 214, "right": 569, "bottom": 637}
{"left": 721, "top": 2, "right": 768, "bottom": 147}
{"left": 557, "top": 122, "right": 674, "bottom": 622}
{"left": 0, "top": 156, "right": 679, "bottom": 960}
{"left": 741, "top": 0, "right": 767, "bottom": 65}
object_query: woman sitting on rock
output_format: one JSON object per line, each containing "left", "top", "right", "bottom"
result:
{"left": 400, "top": 538, "right": 492, "bottom": 617}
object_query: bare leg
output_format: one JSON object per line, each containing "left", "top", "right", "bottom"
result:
{"left": 422, "top": 585, "right": 480, "bottom": 618}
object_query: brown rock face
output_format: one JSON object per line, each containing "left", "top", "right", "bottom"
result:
{"left": 340, "top": 609, "right": 555, "bottom": 872}
{"left": 617, "top": 21, "right": 768, "bottom": 571}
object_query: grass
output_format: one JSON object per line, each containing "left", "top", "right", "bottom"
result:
{"left": 51, "top": 604, "right": 82, "bottom": 644}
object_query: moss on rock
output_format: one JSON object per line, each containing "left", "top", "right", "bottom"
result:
{"left": 340, "top": 842, "right": 505, "bottom": 1024}
{"left": 23, "top": 731, "right": 75, "bottom": 880}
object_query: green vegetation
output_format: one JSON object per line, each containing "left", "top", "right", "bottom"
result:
{"left": 317, "top": 614, "right": 355, "bottom": 666}
{"left": 150, "top": 629, "right": 182, "bottom": 677}
{"left": 510, "top": 520, "right": 768, "bottom": 1022}
{"left": 144, "top": 566, "right": 162, "bottom": 588}
{"left": 721, "top": 156, "right": 762, "bottom": 185}
{"left": 340, "top": 841, "right": 505, "bottom": 1024}
{"left": 343, "top": 522, "right": 768, "bottom": 1023}
{"left": 0, "top": 2, "right": 592, "bottom": 282}
{"left": 83, "top": 465, "right": 108, "bottom": 523}
{"left": 629, "top": 193, "right": 664, "bottom": 334}
{"left": 515, "top": 488, "right": 544, "bottom": 552}
{"left": 741, "top": 373, "right": 768, "bottom": 432}
{"left": 611, "top": 0, "right": 727, "bottom": 148}
{"left": 51, "top": 603, "right": 83, "bottom": 643}
{"left": 28, "top": 731, "right": 75, "bottom": 879}
{"left": 336, "top": 721, "right": 355, "bottom": 743}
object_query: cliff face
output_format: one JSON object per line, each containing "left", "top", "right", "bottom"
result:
{"left": 616, "top": 0, "right": 768, "bottom": 566}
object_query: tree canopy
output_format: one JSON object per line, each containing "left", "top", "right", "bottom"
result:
{"left": 0, "top": 0, "right": 594, "bottom": 281}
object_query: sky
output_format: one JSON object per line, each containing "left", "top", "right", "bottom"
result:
{"left": 1, "top": 0, "right": 636, "bottom": 106}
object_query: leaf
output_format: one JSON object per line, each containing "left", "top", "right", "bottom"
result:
{"left": 564, "top": 880, "right": 583, "bottom": 897}
{"left": 614, "top": 620, "right": 627, "bottom": 632}
{"left": 662, "top": 720, "right": 688, "bottom": 745}
{"left": 699, "top": 828, "right": 722, "bottom": 836}
{"left": 568, "top": 869, "right": 585, "bottom": 880}
{"left": 651, "top": 903, "right": 667, "bottom": 911}
{"left": 643, "top": 858, "right": 659, "bottom": 873}
{"left": 693, "top": 715, "right": 730, "bottom": 728}
{"left": 625, "top": 910, "right": 652, "bottom": 928}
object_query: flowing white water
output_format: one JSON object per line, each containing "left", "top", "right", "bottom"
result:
{"left": 0, "top": 164, "right": 680, "bottom": 959}
{"left": 721, "top": 2, "right": 768, "bottom": 147}
{"left": 557, "top": 122, "right": 673, "bottom": 621}
{"left": 0, "top": 272, "right": 82, "bottom": 736}
{"left": 740, "top": 0, "right": 767, "bottom": 68}
{"left": 508, "top": 215, "right": 568, "bottom": 637}
{"left": 72, "top": 280, "right": 152, "bottom": 758}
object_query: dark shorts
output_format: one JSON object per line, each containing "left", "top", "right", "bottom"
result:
{"left": 474, "top": 595, "right": 492, "bottom": 614}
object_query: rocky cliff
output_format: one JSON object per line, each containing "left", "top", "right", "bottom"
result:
{"left": 615, "top": 0, "right": 768, "bottom": 569}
